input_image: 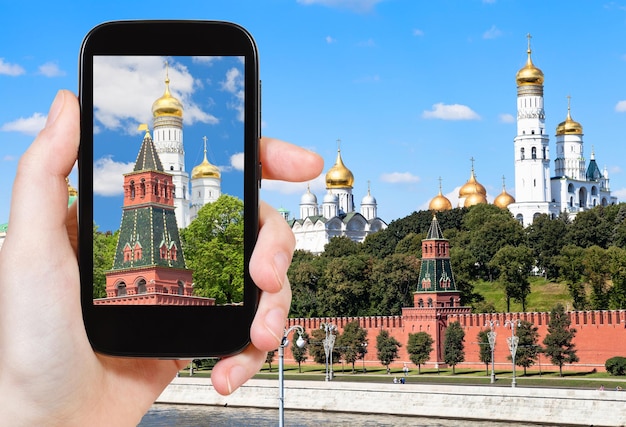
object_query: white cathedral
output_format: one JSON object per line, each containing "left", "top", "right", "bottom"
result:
{"left": 429, "top": 35, "right": 617, "bottom": 226}
{"left": 149, "top": 70, "right": 222, "bottom": 228}
{"left": 284, "top": 146, "right": 387, "bottom": 254}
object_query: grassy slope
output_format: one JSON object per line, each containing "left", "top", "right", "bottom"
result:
{"left": 473, "top": 277, "right": 572, "bottom": 313}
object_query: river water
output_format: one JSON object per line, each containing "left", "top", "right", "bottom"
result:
{"left": 139, "top": 404, "right": 542, "bottom": 426}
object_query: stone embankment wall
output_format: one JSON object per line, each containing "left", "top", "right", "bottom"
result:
{"left": 156, "top": 378, "right": 626, "bottom": 426}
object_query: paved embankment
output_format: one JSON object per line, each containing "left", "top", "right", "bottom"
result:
{"left": 156, "top": 377, "right": 626, "bottom": 426}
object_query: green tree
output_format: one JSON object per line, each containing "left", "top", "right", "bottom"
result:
{"left": 266, "top": 350, "right": 275, "bottom": 373}
{"left": 513, "top": 320, "right": 541, "bottom": 376}
{"left": 443, "top": 321, "right": 465, "bottom": 374}
{"left": 582, "top": 246, "right": 610, "bottom": 310}
{"left": 376, "top": 329, "right": 401, "bottom": 374}
{"left": 288, "top": 250, "right": 323, "bottom": 317}
{"left": 407, "top": 332, "right": 434, "bottom": 374}
{"left": 337, "top": 321, "right": 368, "bottom": 373}
{"left": 291, "top": 329, "right": 309, "bottom": 373}
{"left": 318, "top": 254, "right": 371, "bottom": 316}
{"left": 476, "top": 329, "right": 492, "bottom": 375}
{"left": 606, "top": 246, "right": 626, "bottom": 309}
{"left": 180, "top": 195, "right": 244, "bottom": 304}
{"left": 543, "top": 304, "right": 579, "bottom": 376}
{"left": 368, "top": 253, "right": 419, "bottom": 316}
{"left": 555, "top": 245, "right": 587, "bottom": 309}
{"left": 488, "top": 245, "right": 534, "bottom": 311}
{"left": 526, "top": 213, "right": 568, "bottom": 279}
{"left": 566, "top": 208, "right": 612, "bottom": 249}
{"left": 93, "top": 225, "right": 118, "bottom": 298}
{"left": 322, "top": 236, "right": 360, "bottom": 259}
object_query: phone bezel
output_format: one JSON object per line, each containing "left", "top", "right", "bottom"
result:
{"left": 78, "top": 21, "right": 260, "bottom": 358}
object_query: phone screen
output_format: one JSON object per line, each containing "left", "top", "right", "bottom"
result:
{"left": 91, "top": 55, "right": 246, "bottom": 307}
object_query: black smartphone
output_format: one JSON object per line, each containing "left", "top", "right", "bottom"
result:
{"left": 78, "top": 21, "right": 260, "bottom": 358}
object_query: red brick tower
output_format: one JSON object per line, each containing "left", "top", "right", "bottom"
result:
{"left": 403, "top": 215, "right": 470, "bottom": 364}
{"left": 97, "top": 130, "right": 213, "bottom": 306}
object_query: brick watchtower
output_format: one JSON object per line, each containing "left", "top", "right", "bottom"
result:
{"left": 403, "top": 215, "right": 470, "bottom": 364}
{"left": 98, "top": 129, "right": 213, "bottom": 306}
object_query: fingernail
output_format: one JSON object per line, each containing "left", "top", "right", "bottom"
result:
{"left": 265, "top": 307, "right": 286, "bottom": 345}
{"left": 45, "top": 90, "right": 65, "bottom": 128}
{"left": 272, "top": 252, "right": 290, "bottom": 290}
{"left": 227, "top": 365, "right": 247, "bottom": 395}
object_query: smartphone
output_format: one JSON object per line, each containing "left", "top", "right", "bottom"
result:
{"left": 78, "top": 21, "right": 260, "bottom": 358}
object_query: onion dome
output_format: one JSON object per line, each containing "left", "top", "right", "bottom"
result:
{"left": 191, "top": 137, "right": 220, "bottom": 179}
{"left": 323, "top": 190, "right": 338, "bottom": 204}
{"left": 494, "top": 177, "right": 515, "bottom": 208}
{"left": 516, "top": 35, "right": 544, "bottom": 86}
{"left": 301, "top": 185, "right": 318, "bottom": 205}
{"left": 325, "top": 147, "right": 354, "bottom": 189}
{"left": 361, "top": 187, "right": 377, "bottom": 205}
{"left": 556, "top": 99, "right": 583, "bottom": 136}
{"left": 429, "top": 178, "right": 452, "bottom": 212}
{"left": 464, "top": 192, "right": 488, "bottom": 207}
{"left": 152, "top": 66, "right": 183, "bottom": 118}
{"left": 459, "top": 164, "right": 487, "bottom": 198}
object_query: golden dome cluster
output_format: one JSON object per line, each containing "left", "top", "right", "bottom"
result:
{"left": 326, "top": 148, "right": 354, "bottom": 189}
{"left": 516, "top": 35, "right": 544, "bottom": 86}
{"left": 429, "top": 188, "right": 452, "bottom": 212}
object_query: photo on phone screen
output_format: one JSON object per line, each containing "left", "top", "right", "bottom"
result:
{"left": 91, "top": 55, "right": 246, "bottom": 307}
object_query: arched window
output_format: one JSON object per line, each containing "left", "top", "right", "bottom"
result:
{"left": 154, "top": 179, "right": 159, "bottom": 196}
{"left": 531, "top": 147, "right": 537, "bottom": 159}
{"left": 116, "top": 282, "right": 127, "bottom": 297}
{"left": 137, "top": 279, "right": 147, "bottom": 294}
{"left": 520, "top": 147, "right": 525, "bottom": 160}
{"left": 129, "top": 180, "right": 135, "bottom": 199}
{"left": 177, "top": 281, "right": 185, "bottom": 295}
{"left": 140, "top": 179, "right": 146, "bottom": 197}
{"left": 418, "top": 299, "right": 424, "bottom": 308}
{"left": 427, "top": 298, "right": 433, "bottom": 308}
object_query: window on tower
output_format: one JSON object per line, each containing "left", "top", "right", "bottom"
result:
{"left": 532, "top": 147, "right": 537, "bottom": 159}
{"left": 520, "top": 148, "right": 525, "bottom": 160}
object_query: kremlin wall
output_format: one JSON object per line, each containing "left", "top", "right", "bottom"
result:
{"left": 283, "top": 215, "right": 626, "bottom": 373}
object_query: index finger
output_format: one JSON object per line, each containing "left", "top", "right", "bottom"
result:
{"left": 260, "top": 137, "right": 323, "bottom": 182}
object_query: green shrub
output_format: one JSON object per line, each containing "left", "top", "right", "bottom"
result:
{"left": 605, "top": 357, "right": 626, "bottom": 376}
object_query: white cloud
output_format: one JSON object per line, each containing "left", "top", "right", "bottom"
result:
{"left": 326, "top": 35, "right": 336, "bottom": 44}
{"left": 192, "top": 56, "right": 222, "bottom": 65}
{"left": 221, "top": 67, "right": 245, "bottom": 122}
{"left": 38, "top": 61, "right": 65, "bottom": 77}
{"left": 93, "top": 157, "right": 135, "bottom": 196}
{"left": 611, "top": 187, "right": 626, "bottom": 202}
{"left": 0, "top": 58, "right": 25, "bottom": 76}
{"left": 296, "top": 0, "right": 384, "bottom": 13}
{"left": 3, "top": 155, "right": 16, "bottom": 162}
{"left": 422, "top": 103, "right": 480, "bottom": 120}
{"left": 357, "top": 38, "right": 377, "bottom": 48}
{"left": 499, "top": 113, "right": 515, "bottom": 123}
{"left": 483, "top": 25, "right": 502, "bottom": 40}
{"left": 1, "top": 112, "right": 46, "bottom": 136}
{"left": 93, "top": 56, "right": 218, "bottom": 134}
{"left": 413, "top": 29, "right": 424, "bottom": 37}
{"left": 380, "top": 172, "right": 420, "bottom": 184}
{"left": 615, "top": 100, "right": 626, "bottom": 112}
{"left": 230, "top": 152, "right": 244, "bottom": 171}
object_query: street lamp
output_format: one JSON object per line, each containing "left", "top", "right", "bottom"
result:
{"left": 485, "top": 320, "right": 498, "bottom": 384}
{"left": 321, "top": 322, "right": 337, "bottom": 381}
{"left": 279, "top": 325, "right": 305, "bottom": 427}
{"left": 505, "top": 319, "right": 521, "bottom": 388}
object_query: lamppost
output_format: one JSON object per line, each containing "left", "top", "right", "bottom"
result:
{"left": 279, "top": 325, "right": 305, "bottom": 427}
{"left": 321, "top": 322, "right": 337, "bottom": 381}
{"left": 505, "top": 319, "right": 521, "bottom": 388}
{"left": 361, "top": 342, "right": 368, "bottom": 373}
{"left": 485, "top": 320, "right": 498, "bottom": 384}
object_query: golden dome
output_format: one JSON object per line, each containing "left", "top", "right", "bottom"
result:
{"left": 494, "top": 176, "right": 515, "bottom": 208}
{"left": 556, "top": 101, "right": 583, "bottom": 135}
{"left": 459, "top": 165, "right": 486, "bottom": 198}
{"left": 152, "top": 67, "right": 183, "bottom": 118}
{"left": 326, "top": 148, "right": 354, "bottom": 189}
{"left": 191, "top": 137, "right": 220, "bottom": 179}
{"left": 516, "top": 35, "right": 544, "bottom": 86}
{"left": 66, "top": 177, "right": 78, "bottom": 197}
{"left": 429, "top": 178, "right": 452, "bottom": 212}
{"left": 464, "top": 192, "right": 488, "bottom": 207}
{"left": 429, "top": 192, "right": 452, "bottom": 212}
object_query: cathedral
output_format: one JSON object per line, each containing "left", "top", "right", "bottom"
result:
{"left": 286, "top": 145, "right": 387, "bottom": 254}
{"left": 429, "top": 36, "right": 616, "bottom": 226}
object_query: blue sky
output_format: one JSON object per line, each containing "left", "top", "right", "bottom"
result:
{"left": 2, "top": 0, "right": 626, "bottom": 230}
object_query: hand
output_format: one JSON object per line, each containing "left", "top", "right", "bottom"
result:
{"left": 0, "top": 90, "right": 323, "bottom": 426}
